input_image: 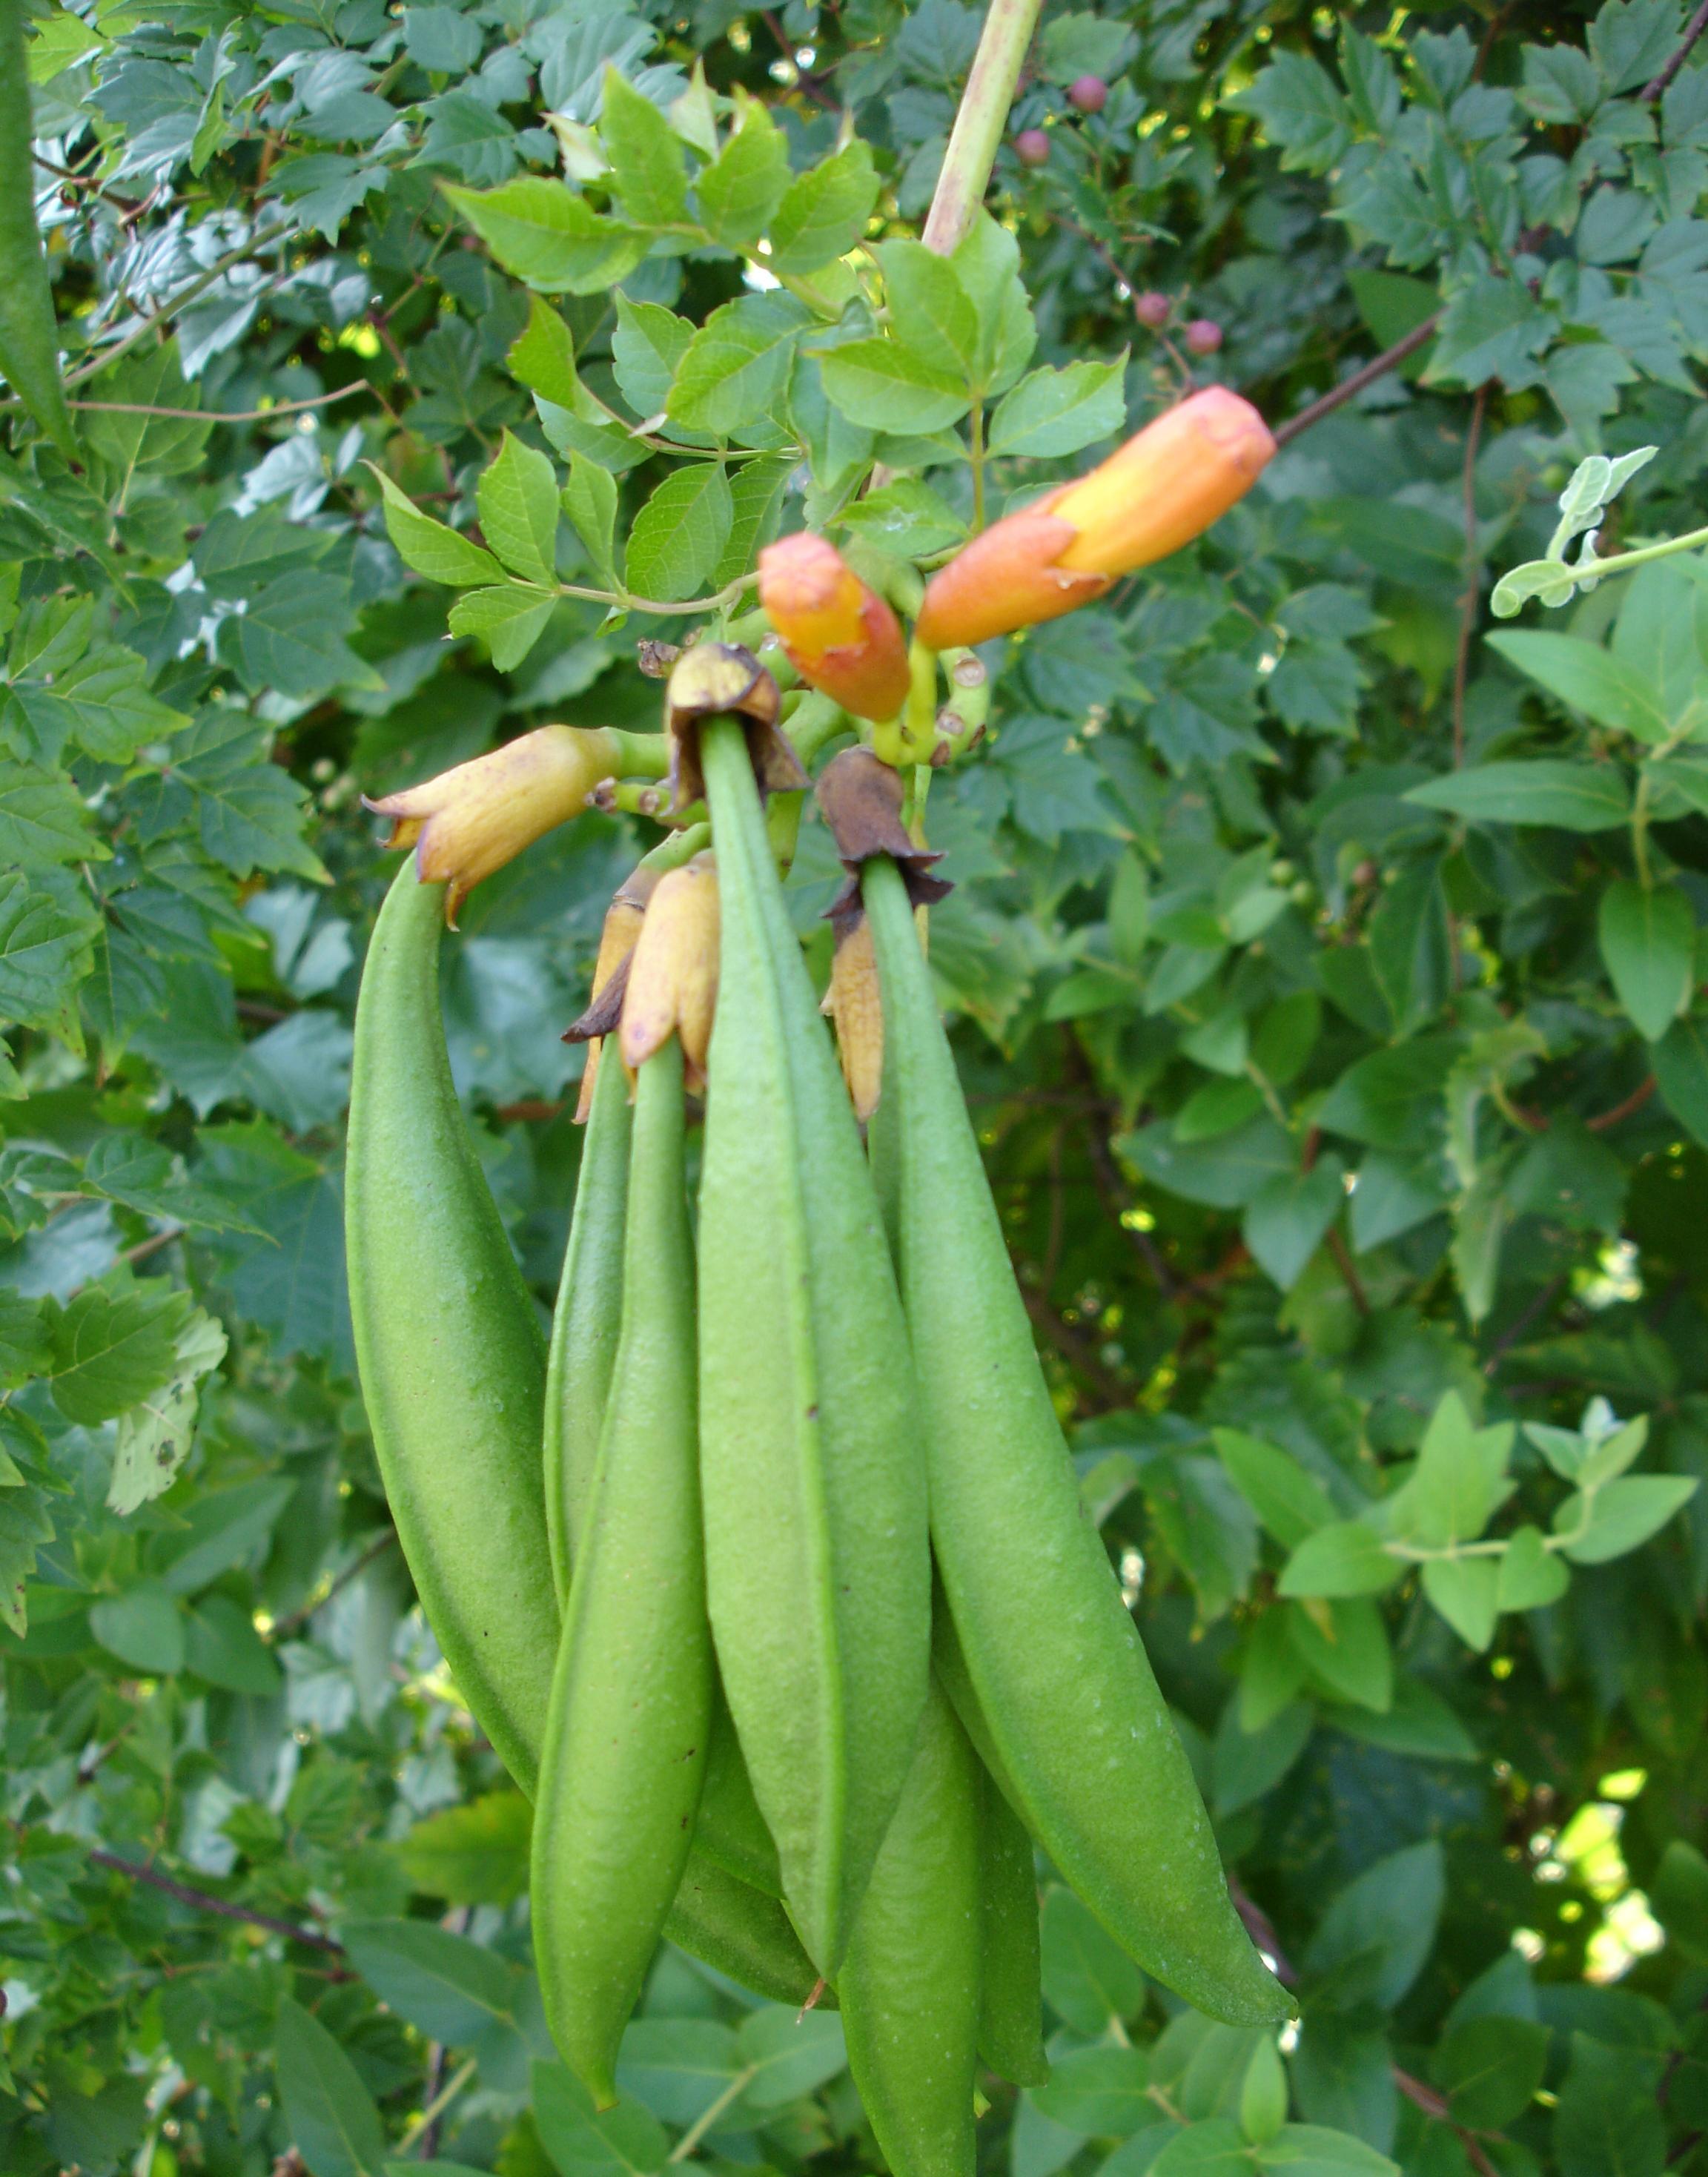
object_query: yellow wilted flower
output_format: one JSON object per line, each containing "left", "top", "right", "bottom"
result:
{"left": 365, "top": 724, "right": 623, "bottom": 923}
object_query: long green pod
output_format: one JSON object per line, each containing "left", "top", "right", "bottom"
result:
{"left": 839, "top": 1676, "right": 982, "bottom": 2177}
{"left": 931, "top": 1599, "right": 1046, "bottom": 2084}
{"left": 347, "top": 861, "right": 557, "bottom": 1788}
{"left": 697, "top": 1689, "right": 784, "bottom": 1897}
{"left": 976, "top": 1761, "right": 1048, "bottom": 2088}
{"left": 862, "top": 853, "right": 1288, "bottom": 2027}
{"left": 0, "top": 1, "right": 78, "bottom": 460}
{"left": 350, "top": 862, "right": 810, "bottom": 2000}
{"left": 698, "top": 716, "right": 929, "bottom": 1977}
{"left": 543, "top": 1040, "right": 632, "bottom": 1596}
{"left": 666, "top": 1857, "right": 831, "bottom": 2009}
{"left": 532, "top": 1038, "right": 712, "bottom": 2107}
{"left": 738, "top": 769, "right": 931, "bottom": 1952}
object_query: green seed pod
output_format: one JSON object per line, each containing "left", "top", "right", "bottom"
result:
{"left": 349, "top": 859, "right": 811, "bottom": 2003}
{"left": 697, "top": 713, "right": 930, "bottom": 1978}
{"left": 696, "top": 1689, "right": 784, "bottom": 1898}
{"left": 0, "top": 0, "right": 77, "bottom": 462}
{"left": 666, "top": 1857, "right": 833, "bottom": 2009}
{"left": 930, "top": 1599, "right": 1046, "bottom": 2085}
{"left": 840, "top": 1676, "right": 983, "bottom": 2177}
{"left": 347, "top": 861, "right": 557, "bottom": 1788}
{"left": 862, "top": 853, "right": 1288, "bottom": 2028}
{"left": 976, "top": 1760, "right": 1048, "bottom": 2088}
{"left": 543, "top": 1038, "right": 632, "bottom": 1597}
{"left": 532, "top": 1038, "right": 713, "bottom": 2107}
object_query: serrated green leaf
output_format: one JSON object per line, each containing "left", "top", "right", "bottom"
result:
{"left": 443, "top": 177, "right": 649, "bottom": 293}
{"left": 624, "top": 463, "right": 732, "bottom": 603}
{"left": 476, "top": 432, "right": 560, "bottom": 584}
{"left": 667, "top": 291, "right": 810, "bottom": 435}
{"left": 508, "top": 294, "right": 581, "bottom": 408}
{"left": 599, "top": 66, "right": 689, "bottom": 227}
{"left": 0, "top": 868, "right": 100, "bottom": 1028}
{"left": 446, "top": 583, "right": 557, "bottom": 671}
{"left": 0, "top": 766, "right": 104, "bottom": 867}
{"left": 45, "top": 1281, "right": 192, "bottom": 1427}
{"left": 561, "top": 454, "right": 619, "bottom": 589}
{"left": 612, "top": 296, "right": 695, "bottom": 421}
{"left": 815, "top": 337, "right": 971, "bottom": 434}
{"left": 876, "top": 237, "right": 980, "bottom": 378}
{"left": 695, "top": 97, "right": 789, "bottom": 246}
{"left": 987, "top": 356, "right": 1128, "bottom": 458}
{"left": 368, "top": 466, "right": 503, "bottom": 586}
{"left": 767, "top": 139, "right": 879, "bottom": 274}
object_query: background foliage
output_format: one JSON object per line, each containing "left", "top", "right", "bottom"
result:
{"left": 10, "top": 0, "right": 1708, "bottom": 2172}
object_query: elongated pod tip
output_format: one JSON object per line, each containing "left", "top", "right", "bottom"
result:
{"left": 665, "top": 644, "right": 805, "bottom": 810}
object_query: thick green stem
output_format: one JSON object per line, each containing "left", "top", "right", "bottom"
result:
{"left": 639, "top": 821, "right": 711, "bottom": 876}
{"left": 1632, "top": 770, "right": 1654, "bottom": 890}
{"left": 607, "top": 730, "right": 671, "bottom": 779}
{"left": 920, "top": 0, "right": 1046, "bottom": 256}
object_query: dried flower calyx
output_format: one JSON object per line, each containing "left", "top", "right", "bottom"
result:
{"left": 815, "top": 747, "right": 952, "bottom": 911}
{"left": 665, "top": 644, "right": 807, "bottom": 810}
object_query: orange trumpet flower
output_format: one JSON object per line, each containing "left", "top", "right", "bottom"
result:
{"left": 915, "top": 389, "right": 1276, "bottom": 650}
{"left": 757, "top": 532, "right": 912, "bottom": 721}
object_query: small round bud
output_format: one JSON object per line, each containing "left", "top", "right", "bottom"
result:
{"left": 1133, "top": 291, "right": 1172, "bottom": 328}
{"left": 1068, "top": 75, "right": 1108, "bottom": 113}
{"left": 1014, "top": 128, "right": 1050, "bottom": 168}
{"left": 1184, "top": 318, "right": 1223, "bottom": 354}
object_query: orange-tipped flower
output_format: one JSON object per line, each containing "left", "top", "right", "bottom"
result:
{"left": 619, "top": 853, "right": 720, "bottom": 1091}
{"left": 365, "top": 724, "right": 623, "bottom": 924}
{"left": 915, "top": 388, "right": 1276, "bottom": 650}
{"left": 758, "top": 533, "right": 911, "bottom": 721}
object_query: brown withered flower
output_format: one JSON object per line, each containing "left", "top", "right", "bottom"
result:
{"left": 663, "top": 644, "right": 806, "bottom": 810}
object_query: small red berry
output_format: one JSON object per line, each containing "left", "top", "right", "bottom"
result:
{"left": 1184, "top": 318, "right": 1223, "bottom": 354}
{"left": 1014, "top": 128, "right": 1050, "bottom": 168}
{"left": 1068, "top": 74, "right": 1108, "bottom": 113}
{"left": 1133, "top": 291, "right": 1171, "bottom": 328}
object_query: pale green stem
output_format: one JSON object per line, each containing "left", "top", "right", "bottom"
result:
{"left": 669, "top": 2067, "right": 759, "bottom": 2161}
{"left": 969, "top": 396, "right": 987, "bottom": 532}
{"left": 607, "top": 730, "right": 672, "bottom": 779}
{"left": 920, "top": 0, "right": 1047, "bottom": 255}
{"left": 639, "top": 820, "right": 711, "bottom": 875}
{"left": 557, "top": 570, "right": 759, "bottom": 617}
{"left": 394, "top": 2057, "right": 477, "bottom": 2155}
{"left": 1632, "top": 768, "right": 1654, "bottom": 890}
{"left": 1563, "top": 521, "right": 1708, "bottom": 582}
